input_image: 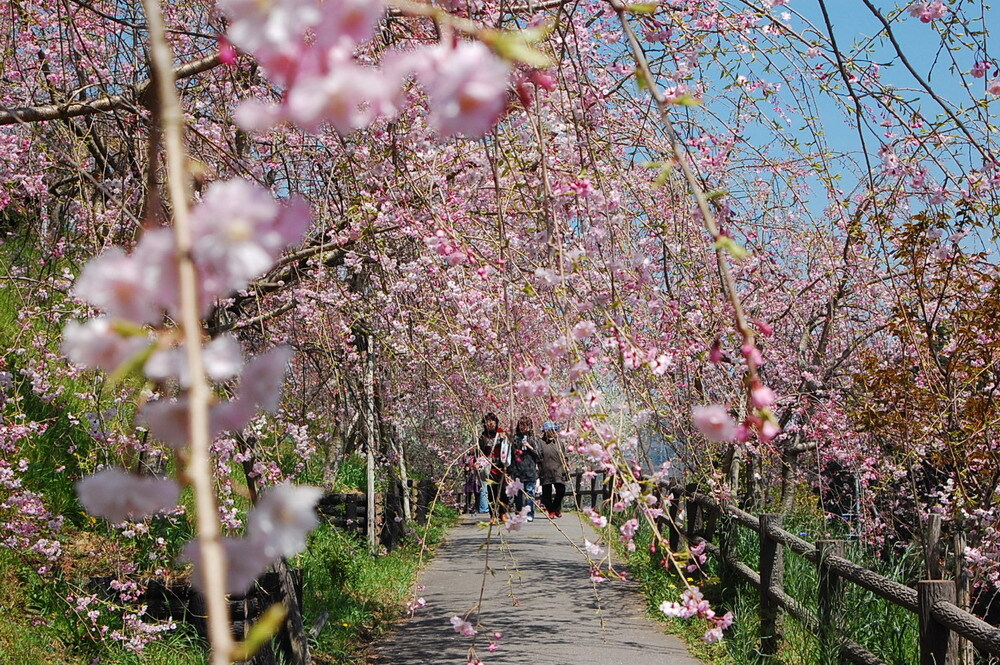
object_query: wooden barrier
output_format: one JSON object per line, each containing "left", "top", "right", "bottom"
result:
{"left": 90, "top": 570, "right": 303, "bottom": 664}
{"left": 316, "top": 492, "right": 368, "bottom": 534}
{"left": 656, "top": 485, "right": 1000, "bottom": 665}
{"left": 569, "top": 470, "right": 611, "bottom": 510}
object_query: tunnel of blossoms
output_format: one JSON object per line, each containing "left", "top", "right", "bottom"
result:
{"left": 0, "top": 0, "right": 997, "bottom": 662}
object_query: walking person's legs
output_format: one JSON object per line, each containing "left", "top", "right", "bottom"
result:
{"left": 553, "top": 482, "right": 566, "bottom": 517}
{"left": 487, "top": 478, "right": 501, "bottom": 521}
{"left": 524, "top": 480, "right": 536, "bottom": 520}
{"left": 497, "top": 477, "right": 509, "bottom": 521}
{"left": 479, "top": 482, "right": 489, "bottom": 514}
{"left": 541, "top": 483, "right": 553, "bottom": 516}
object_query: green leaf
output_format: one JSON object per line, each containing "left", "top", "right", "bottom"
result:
{"left": 705, "top": 189, "right": 728, "bottom": 201}
{"left": 484, "top": 25, "right": 554, "bottom": 68}
{"left": 627, "top": 2, "right": 659, "bottom": 13}
{"left": 712, "top": 235, "right": 750, "bottom": 259}
{"left": 231, "top": 604, "right": 288, "bottom": 662}
{"left": 654, "top": 163, "right": 674, "bottom": 187}
{"left": 106, "top": 338, "right": 155, "bottom": 389}
{"left": 671, "top": 93, "right": 702, "bottom": 107}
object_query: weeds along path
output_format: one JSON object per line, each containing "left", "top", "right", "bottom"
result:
{"left": 371, "top": 514, "right": 703, "bottom": 665}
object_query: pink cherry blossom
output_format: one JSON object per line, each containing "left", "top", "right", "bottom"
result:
{"left": 62, "top": 319, "right": 151, "bottom": 373}
{"left": 692, "top": 405, "right": 738, "bottom": 442}
{"left": 285, "top": 56, "right": 397, "bottom": 135}
{"left": 137, "top": 398, "right": 191, "bottom": 449}
{"left": 505, "top": 507, "right": 530, "bottom": 532}
{"left": 313, "top": 0, "right": 385, "bottom": 50}
{"left": 72, "top": 248, "right": 161, "bottom": 324}
{"left": 217, "top": 0, "right": 321, "bottom": 56}
{"left": 908, "top": 1, "right": 949, "bottom": 22}
{"left": 144, "top": 335, "right": 244, "bottom": 387}
{"left": 971, "top": 61, "right": 991, "bottom": 78}
{"left": 190, "top": 179, "right": 310, "bottom": 295}
{"left": 572, "top": 321, "right": 597, "bottom": 340}
{"left": 76, "top": 468, "right": 180, "bottom": 523}
{"left": 416, "top": 41, "right": 511, "bottom": 137}
{"left": 988, "top": 79, "right": 1000, "bottom": 95}
{"left": 760, "top": 420, "right": 781, "bottom": 443}
{"left": 449, "top": 616, "right": 477, "bottom": 637}
{"left": 180, "top": 535, "right": 272, "bottom": 595}
{"left": 247, "top": 482, "right": 323, "bottom": 558}
{"left": 750, "top": 382, "right": 777, "bottom": 409}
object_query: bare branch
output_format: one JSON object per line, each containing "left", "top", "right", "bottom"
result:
{"left": 0, "top": 53, "right": 221, "bottom": 126}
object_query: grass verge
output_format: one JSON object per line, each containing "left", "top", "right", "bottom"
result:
{"left": 618, "top": 508, "right": 921, "bottom": 665}
{"left": 303, "top": 505, "right": 459, "bottom": 664}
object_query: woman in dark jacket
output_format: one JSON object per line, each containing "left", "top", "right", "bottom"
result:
{"left": 478, "top": 412, "right": 510, "bottom": 523}
{"left": 508, "top": 416, "right": 540, "bottom": 521}
{"left": 537, "top": 421, "right": 569, "bottom": 518}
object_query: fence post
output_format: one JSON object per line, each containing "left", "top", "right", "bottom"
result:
{"left": 346, "top": 494, "right": 358, "bottom": 528}
{"left": 759, "top": 514, "right": 783, "bottom": 657}
{"left": 925, "top": 514, "right": 943, "bottom": 579}
{"left": 918, "top": 580, "right": 957, "bottom": 665}
{"left": 816, "top": 539, "right": 844, "bottom": 665}
{"left": 685, "top": 484, "right": 703, "bottom": 539}
{"left": 667, "top": 487, "right": 681, "bottom": 552}
{"left": 574, "top": 471, "right": 583, "bottom": 510}
{"left": 717, "top": 508, "right": 736, "bottom": 602}
{"left": 953, "top": 532, "right": 973, "bottom": 665}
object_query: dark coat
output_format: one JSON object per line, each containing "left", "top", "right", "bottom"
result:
{"left": 538, "top": 436, "right": 569, "bottom": 484}
{"left": 478, "top": 431, "right": 510, "bottom": 478}
{"left": 508, "top": 434, "right": 540, "bottom": 482}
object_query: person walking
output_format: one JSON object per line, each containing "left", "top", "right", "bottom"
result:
{"left": 478, "top": 412, "right": 510, "bottom": 523}
{"left": 537, "top": 421, "right": 569, "bottom": 518}
{"left": 508, "top": 416, "right": 540, "bottom": 522}
{"left": 461, "top": 453, "right": 481, "bottom": 514}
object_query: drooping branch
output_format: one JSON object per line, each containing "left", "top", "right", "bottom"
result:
{"left": 0, "top": 53, "right": 222, "bottom": 126}
{"left": 139, "top": 3, "right": 233, "bottom": 663}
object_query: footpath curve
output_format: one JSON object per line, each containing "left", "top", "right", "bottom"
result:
{"left": 371, "top": 514, "right": 704, "bottom": 665}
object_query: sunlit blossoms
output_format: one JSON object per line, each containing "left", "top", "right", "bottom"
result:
{"left": 660, "top": 587, "right": 734, "bottom": 643}
{"left": 692, "top": 405, "right": 737, "bottom": 442}
{"left": 415, "top": 41, "right": 512, "bottom": 137}
{"left": 249, "top": 483, "right": 324, "bottom": 558}
{"left": 180, "top": 483, "right": 322, "bottom": 594}
{"left": 76, "top": 469, "right": 180, "bottom": 523}
{"left": 65, "top": 175, "right": 317, "bottom": 600}
{"left": 908, "top": 1, "right": 949, "bottom": 22}
{"left": 222, "top": 0, "right": 514, "bottom": 139}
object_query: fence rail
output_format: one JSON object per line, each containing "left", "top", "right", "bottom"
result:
{"left": 658, "top": 484, "right": 1000, "bottom": 665}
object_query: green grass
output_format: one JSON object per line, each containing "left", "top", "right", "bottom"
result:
{"left": 620, "top": 507, "right": 921, "bottom": 665}
{"left": 300, "top": 504, "right": 458, "bottom": 664}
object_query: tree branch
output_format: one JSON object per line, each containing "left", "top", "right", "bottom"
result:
{"left": 0, "top": 53, "right": 221, "bottom": 126}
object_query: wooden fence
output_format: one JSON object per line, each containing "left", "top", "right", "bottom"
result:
{"left": 569, "top": 470, "right": 611, "bottom": 510}
{"left": 88, "top": 485, "right": 438, "bottom": 664}
{"left": 658, "top": 485, "right": 1000, "bottom": 665}
{"left": 316, "top": 492, "right": 368, "bottom": 534}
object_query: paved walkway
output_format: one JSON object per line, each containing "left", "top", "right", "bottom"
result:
{"left": 370, "top": 513, "right": 703, "bottom": 665}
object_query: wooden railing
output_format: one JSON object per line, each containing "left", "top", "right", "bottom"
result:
{"left": 656, "top": 485, "right": 1000, "bottom": 665}
{"left": 569, "top": 470, "right": 611, "bottom": 510}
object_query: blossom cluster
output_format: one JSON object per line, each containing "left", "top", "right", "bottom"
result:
{"left": 221, "top": 0, "right": 514, "bottom": 137}
{"left": 659, "top": 587, "right": 734, "bottom": 643}
{"left": 65, "top": 176, "right": 324, "bottom": 596}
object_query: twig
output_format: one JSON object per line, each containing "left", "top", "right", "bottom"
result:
{"left": 139, "top": 2, "right": 233, "bottom": 664}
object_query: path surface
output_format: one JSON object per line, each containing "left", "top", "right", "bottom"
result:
{"left": 370, "top": 513, "right": 703, "bottom": 665}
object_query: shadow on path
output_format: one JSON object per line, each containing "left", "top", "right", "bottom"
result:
{"left": 369, "top": 514, "right": 704, "bottom": 665}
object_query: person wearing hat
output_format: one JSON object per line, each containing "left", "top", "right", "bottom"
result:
{"left": 537, "top": 421, "right": 569, "bottom": 518}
